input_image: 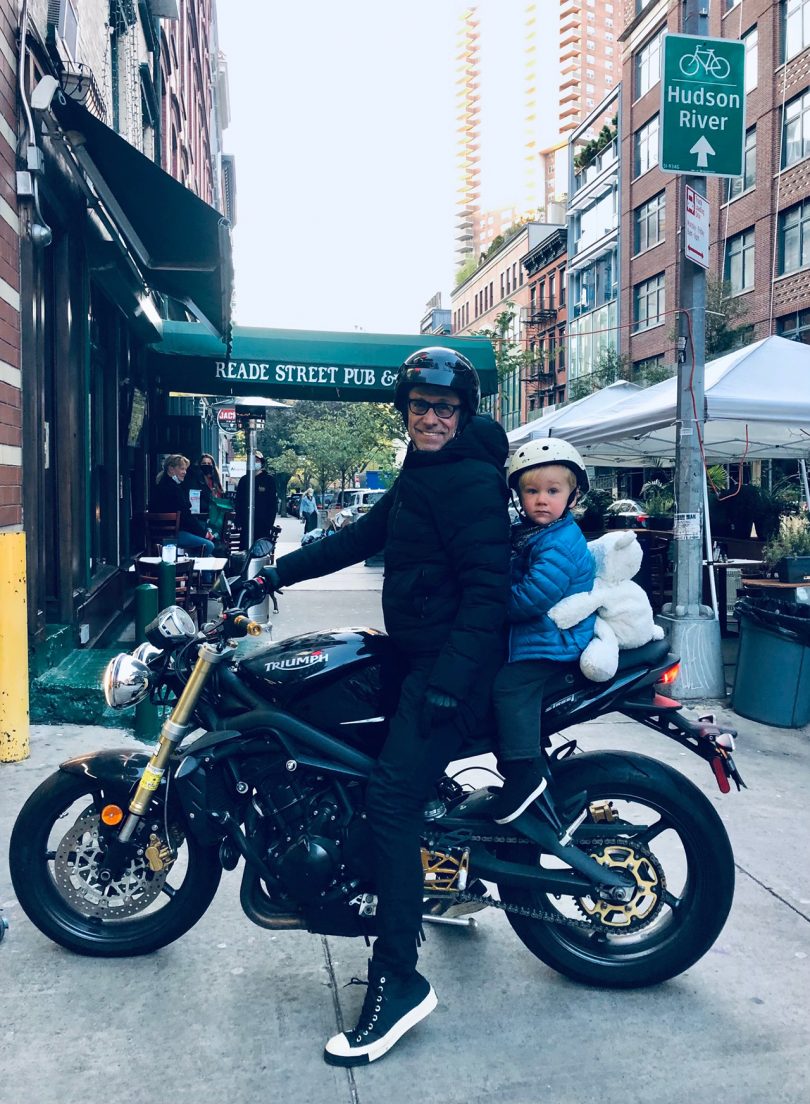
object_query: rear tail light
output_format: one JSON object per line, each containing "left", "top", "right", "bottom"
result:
{"left": 657, "top": 662, "right": 680, "bottom": 686}
{"left": 636, "top": 513, "right": 650, "bottom": 524}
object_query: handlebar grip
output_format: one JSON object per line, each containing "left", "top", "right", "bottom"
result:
{"left": 232, "top": 615, "right": 264, "bottom": 637}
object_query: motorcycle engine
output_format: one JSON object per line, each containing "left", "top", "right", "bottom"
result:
{"left": 254, "top": 774, "right": 349, "bottom": 904}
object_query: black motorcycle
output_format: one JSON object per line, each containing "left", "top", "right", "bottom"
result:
{"left": 9, "top": 567, "right": 744, "bottom": 988}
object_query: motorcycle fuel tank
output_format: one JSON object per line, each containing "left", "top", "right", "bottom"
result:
{"left": 238, "top": 628, "right": 401, "bottom": 754}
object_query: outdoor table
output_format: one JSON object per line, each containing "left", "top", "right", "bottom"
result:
{"left": 703, "top": 559, "right": 763, "bottom": 635}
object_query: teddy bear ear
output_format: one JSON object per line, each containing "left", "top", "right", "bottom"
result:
{"left": 614, "top": 531, "right": 636, "bottom": 550}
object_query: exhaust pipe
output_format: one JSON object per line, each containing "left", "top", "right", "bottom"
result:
{"left": 239, "top": 867, "right": 305, "bottom": 930}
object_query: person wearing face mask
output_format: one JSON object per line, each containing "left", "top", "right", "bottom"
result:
{"left": 151, "top": 454, "right": 215, "bottom": 555}
{"left": 260, "top": 348, "right": 511, "bottom": 1068}
{"left": 299, "top": 487, "right": 319, "bottom": 533}
{"left": 234, "top": 451, "right": 278, "bottom": 549}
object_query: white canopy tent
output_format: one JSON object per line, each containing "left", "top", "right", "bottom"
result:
{"left": 506, "top": 380, "right": 642, "bottom": 454}
{"left": 554, "top": 336, "right": 810, "bottom": 464}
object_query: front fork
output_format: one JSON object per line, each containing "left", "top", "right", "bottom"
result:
{"left": 116, "top": 644, "right": 230, "bottom": 844}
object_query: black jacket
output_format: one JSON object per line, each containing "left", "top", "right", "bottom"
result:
{"left": 235, "top": 471, "right": 278, "bottom": 539}
{"left": 275, "top": 415, "right": 511, "bottom": 700}
{"left": 150, "top": 476, "right": 207, "bottom": 537}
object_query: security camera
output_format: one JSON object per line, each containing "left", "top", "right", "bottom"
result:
{"left": 31, "top": 76, "right": 60, "bottom": 112}
{"left": 30, "top": 222, "right": 53, "bottom": 247}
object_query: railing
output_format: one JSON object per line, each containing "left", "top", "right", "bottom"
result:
{"left": 521, "top": 303, "right": 558, "bottom": 325}
{"left": 573, "top": 139, "right": 618, "bottom": 193}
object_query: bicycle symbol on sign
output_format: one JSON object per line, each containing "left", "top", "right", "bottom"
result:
{"left": 678, "top": 45, "right": 731, "bottom": 80}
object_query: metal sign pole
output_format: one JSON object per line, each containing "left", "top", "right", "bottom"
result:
{"left": 247, "top": 419, "right": 256, "bottom": 550}
{"left": 658, "top": 1, "right": 726, "bottom": 698}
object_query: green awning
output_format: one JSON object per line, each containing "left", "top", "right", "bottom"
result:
{"left": 56, "top": 99, "right": 232, "bottom": 336}
{"left": 148, "top": 322, "right": 498, "bottom": 401}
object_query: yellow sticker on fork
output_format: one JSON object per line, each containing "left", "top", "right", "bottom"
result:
{"left": 140, "top": 766, "right": 165, "bottom": 792}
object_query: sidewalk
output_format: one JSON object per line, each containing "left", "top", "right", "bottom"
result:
{"left": 2, "top": 539, "right": 808, "bottom": 1104}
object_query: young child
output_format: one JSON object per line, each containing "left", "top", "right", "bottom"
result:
{"left": 490, "top": 438, "right": 596, "bottom": 829}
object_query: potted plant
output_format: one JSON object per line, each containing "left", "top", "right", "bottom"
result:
{"left": 762, "top": 514, "right": 810, "bottom": 582}
{"left": 640, "top": 480, "right": 675, "bottom": 530}
{"left": 577, "top": 487, "right": 612, "bottom": 534}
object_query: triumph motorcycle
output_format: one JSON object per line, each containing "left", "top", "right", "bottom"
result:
{"left": 10, "top": 557, "right": 745, "bottom": 988}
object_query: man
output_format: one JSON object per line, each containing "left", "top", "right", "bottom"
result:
{"left": 235, "top": 451, "right": 278, "bottom": 549}
{"left": 263, "top": 348, "right": 510, "bottom": 1067}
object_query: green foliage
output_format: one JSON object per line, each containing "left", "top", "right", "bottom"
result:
{"left": 573, "top": 123, "right": 617, "bottom": 173}
{"left": 568, "top": 347, "right": 631, "bottom": 400}
{"left": 640, "top": 479, "right": 675, "bottom": 516}
{"left": 454, "top": 256, "right": 478, "bottom": 289}
{"left": 473, "top": 300, "right": 533, "bottom": 383}
{"left": 762, "top": 513, "right": 810, "bottom": 567}
{"left": 578, "top": 487, "right": 612, "bottom": 531}
{"left": 706, "top": 277, "right": 750, "bottom": 357}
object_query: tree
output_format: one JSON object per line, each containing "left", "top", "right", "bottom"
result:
{"left": 454, "top": 256, "right": 478, "bottom": 289}
{"left": 290, "top": 403, "right": 403, "bottom": 494}
{"left": 568, "top": 347, "right": 631, "bottom": 400}
{"left": 706, "top": 276, "right": 750, "bottom": 357}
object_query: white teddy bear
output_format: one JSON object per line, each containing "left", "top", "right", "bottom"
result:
{"left": 548, "top": 530, "right": 665, "bottom": 682}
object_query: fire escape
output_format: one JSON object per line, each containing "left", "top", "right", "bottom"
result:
{"left": 521, "top": 302, "right": 559, "bottom": 406}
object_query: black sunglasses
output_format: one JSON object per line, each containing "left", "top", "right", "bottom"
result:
{"left": 407, "top": 398, "right": 462, "bottom": 420}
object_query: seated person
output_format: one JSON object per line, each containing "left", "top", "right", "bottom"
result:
{"left": 151, "top": 453, "right": 215, "bottom": 556}
{"left": 490, "top": 439, "right": 596, "bottom": 831}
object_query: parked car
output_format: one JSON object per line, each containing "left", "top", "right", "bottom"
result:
{"left": 287, "top": 493, "right": 302, "bottom": 518}
{"left": 327, "top": 489, "right": 387, "bottom": 526}
{"left": 604, "top": 499, "right": 650, "bottom": 529}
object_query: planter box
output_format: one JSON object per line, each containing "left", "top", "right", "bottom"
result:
{"left": 777, "top": 556, "right": 810, "bottom": 583}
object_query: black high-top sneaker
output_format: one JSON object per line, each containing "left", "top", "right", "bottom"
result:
{"left": 324, "top": 964, "right": 437, "bottom": 1067}
{"left": 490, "top": 759, "right": 552, "bottom": 825}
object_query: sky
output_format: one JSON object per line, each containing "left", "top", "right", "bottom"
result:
{"left": 216, "top": 1, "right": 559, "bottom": 336}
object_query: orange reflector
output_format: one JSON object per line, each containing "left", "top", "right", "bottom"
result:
{"left": 101, "top": 804, "right": 124, "bottom": 826}
{"left": 658, "top": 663, "right": 680, "bottom": 685}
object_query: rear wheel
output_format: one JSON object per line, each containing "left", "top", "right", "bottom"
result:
{"left": 10, "top": 770, "right": 222, "bottom": 957}
{"left": 501, "top": 751, "right": 735, "bottom": 987}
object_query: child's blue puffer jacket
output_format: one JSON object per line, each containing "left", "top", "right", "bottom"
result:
{"left": 508, "top": 513, "right": 596, "bottom": 662}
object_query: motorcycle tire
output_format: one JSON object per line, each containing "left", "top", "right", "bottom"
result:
{"left": 500, "top": 750, "right": 735, "bottom": 988}
{"left": 9, "top": 770, "right": 223, "bottom": 957}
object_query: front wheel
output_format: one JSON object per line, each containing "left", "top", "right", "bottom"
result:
{"left": 501, "top": 751, "right": 735, "bottom": 987}
{"left": 9, "top": 770, "right": 222, "bottom": 956}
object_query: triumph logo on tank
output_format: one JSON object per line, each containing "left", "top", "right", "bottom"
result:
{"left": 265, "top": 651, "right": 327, "bottom": 672}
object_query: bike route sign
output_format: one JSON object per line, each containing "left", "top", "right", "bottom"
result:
{"left": 660, "top": 33, "right": 745, "bottom": 177}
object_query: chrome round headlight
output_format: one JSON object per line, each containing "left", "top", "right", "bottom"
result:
{"left": 102, "top": 654, "right": 151, "bottom": 709}
{"left": 145, "top": 605, "right": 197, "bottom": 646}
{"left": 132, "top": 641, "right": 163, "bottom": 666}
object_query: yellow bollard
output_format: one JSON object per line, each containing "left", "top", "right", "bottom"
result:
{"left": 0, "top": 531, "right": 30, "bottom": 762}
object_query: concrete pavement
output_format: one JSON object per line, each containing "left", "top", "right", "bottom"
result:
{"left": 1, "top": 523, "right": 809, "bottom": 1104}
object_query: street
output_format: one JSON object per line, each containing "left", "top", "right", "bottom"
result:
{"left": 1, "top": 520, "right": 808, "bottom": 1104}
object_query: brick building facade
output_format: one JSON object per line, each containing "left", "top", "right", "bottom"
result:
{"left": 522, "top": 229, "right": 568, "bottom": 419}
{"left": 619, "top": 0, "right": 810, "bottom": 374}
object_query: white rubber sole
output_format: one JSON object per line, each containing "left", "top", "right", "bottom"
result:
{"left": 324, "top": 986, "right": 438, "bottom": 1066}
{"left": 492, "top": 776, "right": 549, "bottom": 825}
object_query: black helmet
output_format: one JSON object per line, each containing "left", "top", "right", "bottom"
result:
{"left": 393, "top": 347, "right": 481, "bottom": 417}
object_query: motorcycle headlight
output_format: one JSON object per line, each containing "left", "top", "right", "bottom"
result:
{"left": 145, "top": 605, "right": 197, "bottom": 647}
{"left": 102, "top": 654, "right": 151, "bottom": 709}
{"left": 132, "top": 641, "right": 163, "bottom": 666}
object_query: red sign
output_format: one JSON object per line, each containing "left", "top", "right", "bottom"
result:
{"left": 216, "top": 406, "right": 237, "bottom": 433}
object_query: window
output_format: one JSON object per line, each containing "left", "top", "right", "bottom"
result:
{"left": 587, "top": 40, "right": 596, "bottom": 50}
{"left": 605, "top": 46, "right": 614, "bottom": 56}
{"left": 634, "top": 191, "right": 666, "bottom": 254}
{"left": 549, "top": 273, "right": 556, "bottom": 307}
{"left": 587, "top": 98, "right": 595, "bottom": 107}
{"left": 634, "top": 28, "right": 663, "bottom": 99}
{"left": 778, "top": 199, "right": 810, "bottom": 273}
{"left": 558, "top": 329, "right": 566, "bottom": 371}
{"left": 783, "top": 91, "right": 810, "bottom": 168}
{"left": 726, "top": 127, "right": 757, "bottom": 199}
{"left": 586, "top": 82, "right": 595, "bottom": 93}
{"left": 633, "top": 273, "right": 665, "bottom": 331}
{"left": 782, "top": 0, "right": 810, "bottom": 62}
{"left": 558, "top": 267, "right": 566, "bottom": 306}
{"left": 725, "top": 0, "right": 741, "bottom": 9}
{"left": 743, "top": 27, "right": 758, "bottom": 93}
{"left": 725, "top": 228, "right": 755, "bottom": 293}
{"left": 634, "top": 115, "right": 660, "bottom": 177}
{"left": 776, "top": 307, "right": 810, "bottom": 342}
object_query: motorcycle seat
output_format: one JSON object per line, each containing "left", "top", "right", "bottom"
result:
{"left": 616, "top": 638, "right": 671, "bottom": 671}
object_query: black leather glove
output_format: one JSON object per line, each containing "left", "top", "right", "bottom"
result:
{"left": 421, "top": 688, "right": 460, "bottom": 734}
{"left": 261, "top": 566, "right": 283, "bottom": 593}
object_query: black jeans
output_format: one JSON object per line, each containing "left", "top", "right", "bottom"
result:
{"left": 492, "top": 658, "right": 574, "bottom": 763}
{"left": 364, "top": 657, "right": 496, "bottom": 980}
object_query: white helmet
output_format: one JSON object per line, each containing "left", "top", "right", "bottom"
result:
{"left": 507, "top": 437, "right": 590, "bottom": 494}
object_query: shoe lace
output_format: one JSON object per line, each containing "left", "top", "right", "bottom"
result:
{"left": 348, "top": 974, "right": 387, "bottom": 1041}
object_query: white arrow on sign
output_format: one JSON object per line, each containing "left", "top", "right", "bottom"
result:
{"left": 689, "top": 136, "right": 716, "bottom": 169}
